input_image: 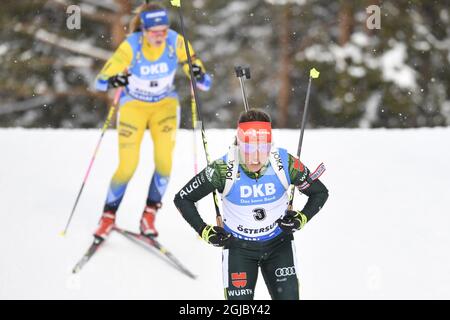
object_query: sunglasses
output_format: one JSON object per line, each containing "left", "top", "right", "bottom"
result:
{"left": 238, "top": 142, "right": 272, "bottom": 154}
{"left": 145, "top": 28, "right": 168, "bottom": 36}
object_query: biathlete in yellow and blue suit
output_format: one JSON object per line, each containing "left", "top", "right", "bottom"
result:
{"left": 93, "top": 2, "right": 211, "bottom": 240}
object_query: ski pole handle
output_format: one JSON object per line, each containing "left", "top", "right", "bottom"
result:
{"left": 234, "top": 66, "right": 251, "bottom": 79}
{"left": 234, "top": 66, "right": 251, "bottom": 112}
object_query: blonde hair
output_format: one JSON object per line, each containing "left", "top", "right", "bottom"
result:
{"left": 129, "top": 2, "right": 166, "bottom": 33}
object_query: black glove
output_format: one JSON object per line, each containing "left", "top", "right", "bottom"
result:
{"left": 200, "top": 225, "right": 231, "bottom": 247}
{"left": 276, "top": 210, "right": 307, "bottom": 234}
{"left": 192, "top": 64, "right": 205, "bottom": 82}
{"left": 108, "top": 73, "right": 130, "bottom": 88}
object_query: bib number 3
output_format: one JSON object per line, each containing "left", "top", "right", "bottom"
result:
{"left": 253, "top": 208, "right": 266, "bottom": 221}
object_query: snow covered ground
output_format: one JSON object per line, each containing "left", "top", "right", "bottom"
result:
{"left": 1, "top": 127, "right": 450, "bottom": 300}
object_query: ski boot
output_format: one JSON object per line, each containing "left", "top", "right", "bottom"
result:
{"left": 94, "top": 211, "right": 116, "bottom": 240}
{"left": 140, "top": 202, "right": 162, "bottom": 238}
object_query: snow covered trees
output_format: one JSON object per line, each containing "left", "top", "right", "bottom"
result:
{"left": 1, "top": 0, "right": 449, "bottom": 128}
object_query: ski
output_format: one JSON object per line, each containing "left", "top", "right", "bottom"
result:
{"left": 113, "top": 227, "right": 197, "bottom": 279}
{"left": 72, "top": 237, "right": 104, "bottom": 274}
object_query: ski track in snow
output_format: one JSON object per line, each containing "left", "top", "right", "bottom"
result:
{"left": 1, "top": 128, "right": 450, "bottom": 299}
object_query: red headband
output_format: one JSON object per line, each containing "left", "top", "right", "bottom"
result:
{"left": 237, "top": 121, "right": 272, "bottom": 143}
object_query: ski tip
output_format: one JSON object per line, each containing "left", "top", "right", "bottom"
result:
{"left": 310, "top": 68, "right": 320, "bottom": 79}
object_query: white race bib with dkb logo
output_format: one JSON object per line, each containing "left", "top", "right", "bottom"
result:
{"left": 221, "top": 146, "right": 291, "bottom": 242}
{"left": 124, "top": 30, "right": 179, "bottom": 102}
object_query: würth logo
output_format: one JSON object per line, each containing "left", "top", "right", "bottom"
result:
{"left": 293, "top": 158, "right": 304, "bottom": 172}
{"left": 231, "top": 272, "right": 247, "bottom": 288}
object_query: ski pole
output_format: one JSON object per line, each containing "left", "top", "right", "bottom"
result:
{"left": 190, "top": 84, "right": 199, "bottom": 174}
{"left": 61, "top": 88, "right": 122, "bottom": 236}
{"left": 170, "top": 0, "right": 223, "bottom": 227}
{"left": 287, "top": 68, "right": 320, "bottom": 210}
{"left": 234, "top": 66, "right": 251, "bottom": 112}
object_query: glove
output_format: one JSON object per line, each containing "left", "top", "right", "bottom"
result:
{"left": 201, "top": 225, "right": 231, "bottom": 247}
{"left": 108, "top": 73, "right": 130, "bottom": 88}
{"left": 276, "top": 210, "right": 307, "bottom": 234}
{"left": 192, "top": 64, "right": 205, "bottom": 82}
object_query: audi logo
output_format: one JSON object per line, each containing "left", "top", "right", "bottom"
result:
{"left": 275, "top": 267, "right": 296, "bottom": 277}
